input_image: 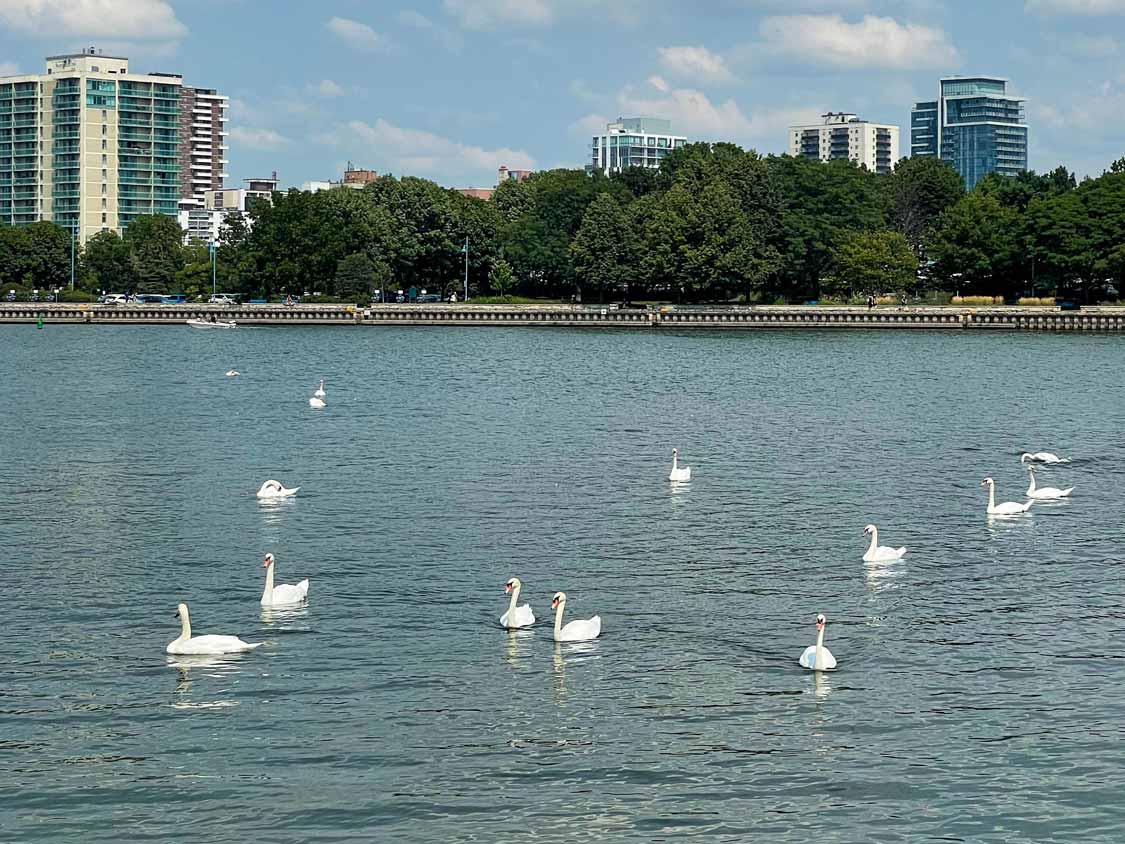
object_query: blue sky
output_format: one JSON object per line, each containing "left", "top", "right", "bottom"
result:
{"left": 1, "top": 0, "right": 1123, "bottom": 187}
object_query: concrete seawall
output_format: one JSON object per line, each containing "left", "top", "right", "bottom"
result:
{"left": 3, "top": 303, "right": 1125, "bottom": 331}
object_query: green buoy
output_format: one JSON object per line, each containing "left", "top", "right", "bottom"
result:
{"left": 37, "top": 316, "right": 43, "bottom": 329}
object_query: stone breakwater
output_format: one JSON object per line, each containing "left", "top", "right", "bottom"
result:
{"left": 3, "top": 303, "right": 1125, "bottom": 331}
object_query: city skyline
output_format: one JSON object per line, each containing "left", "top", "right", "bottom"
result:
{"left": 0, "top": 0, "right": 1123, "bottom": 189}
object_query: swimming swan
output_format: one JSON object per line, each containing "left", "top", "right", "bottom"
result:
{"left": 500, "top": 577, "right": 535, "bottom": 629}
{"left": 309, "top": 396, "right": 326, "bottom": 409}
{"left": 1020, "top": 452, "right": 1069, "bottom": 464}
{"left": 862, "top": 524, "right": 907, "bottom": 562}
{"left": 167, "top": 603, "right": 262, "bottom": 655}
{"left": 981, "top": 477, "right": 1033, "bottom": 515}
{"left": 260, "top": 553, "right": 309, "bottom": 607}
{"left": 1026, "top": 467, "right": 1074, "bottom": 500}
{"left": 256, "top": 480, "right": 299, "bottom": 499}
{"left": 314, "top": 379, "right": 326, "bottom": 399}
{"left": 225, "top": 369, "right": 240, "bottom": 377}
{"left": 798, "top": 613, "right": 837, "bottom": 671}
{"left": 550, "top": 591, "right": 601, "bottom": 642}
{"left": 668, "top": 448, "right": 691, "bottom": 482}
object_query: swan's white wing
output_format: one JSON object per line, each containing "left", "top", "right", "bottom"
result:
{"left": 500, "top": 603, "right": 535, "bottom": 628}
{"left": 269, "top": 583, "right": 308, "bottom": 605}
{"left": 560, "top": 615, "right": 601, "bottom": 641}
{"left": 799, "top": 645, "right": 837, "bottom": 670}
{"left": 169, "top": 635, "right": 261, "bottom": 655}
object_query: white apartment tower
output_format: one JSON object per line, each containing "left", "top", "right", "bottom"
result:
{"left": 788, "top": 113, "right": 899, "bottom": 174}
{"left": 589, "top": 118, "right": 687, "bottom": 176}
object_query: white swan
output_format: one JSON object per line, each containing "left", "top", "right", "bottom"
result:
{"left": 256, "top": 480, "right": 299, "bottom": 499}
{"left": 260, "top": 553, "right": 309, "bottom": 607}
{"left": 167, "top": 603, "right": 262, "bottom": 655}
{"left": 1026, "top": 467, "right": 1074, "bottom": 500}
{"left": 500, "top": 577, "right": 535, "bottom": 629}
{"left": 668, "top": 448, "right": 691, "bottom": 482}
{"left": 1021, "top": 451, "right": 1069, "bottom": 464}
{"left": 225, "top": 369, "right": 240, "bottom": 377}
{"left": 862, "top": 524, "right": 906, "bottom": 562}
{"left": 314, "top": 379, "right": 326, "bottom": 399}
{"left": 981, "top": 477, "right": 1033, "bottom": 515}
{"left": 309, "top": 396, "right": 326, "bottom": 409}
{"left": 550, "top": 591, "right": 601, "bottom": 642}
{"left": 798, "top": 613, "right": 837, "bottom": 671}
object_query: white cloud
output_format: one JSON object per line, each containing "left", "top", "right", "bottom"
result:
{"left": 442, "top": 0, "right": 646, "bottom": 29}
{"left": 568, "top": 112, "right": 610, "bottom": 139}
{"left": 443, "top": 0, "right": 553, "bottom": 29}
{"left": 309, "top": 79, "right": 345, "bottom": 97}
{"left": 397, "top": 9, "right": 433, "bottom": 28}
{"left": 657, "top": 46, "right": 734, "bottom": 84}
{"left": 229, "top": 126, "right": 291, "bottom": 151}
{"left": 325, "top": 16, "right": 381, "bottom": 51}
{"left": 319, "top": 118, "right": 535, "bottom": 184}
{"left": 760, "top": 14, "right": 959, "bottom": 69}
{"left": 1026, "top": 0, "right": 1125, "bottom": 13}
{"left": 647, "top": 74, "right": 670, "bottom": 92}
{"left": 0, "top": 0, "right": 185, "bottom": 39}
{"left": 1061, "top": 33, "right": 1119, "bottom": 55}
{"left": 611, "top": 77, "right": 820, "bottom": 148}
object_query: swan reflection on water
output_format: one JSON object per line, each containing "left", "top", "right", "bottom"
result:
{"left": 260, "top": 604, "right": 310, "bottom": 627}
{"left": 167, "top": 653, "right": 249, "bottom": 709}
{"left": 812, "top": 671, "right": 832, "bottom": 701}
{"left": 504, "top": 628, "right": 534, "bottom": 667}
{"left": 863, "top": 558, "right": 904, "bottom": 591}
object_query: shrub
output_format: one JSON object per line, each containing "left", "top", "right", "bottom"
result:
{"left": 951, "top": 295, "right": 1003, "bottom": 305}
{"left": 1017, "top": 297, "right": 1055, "bottom": 306}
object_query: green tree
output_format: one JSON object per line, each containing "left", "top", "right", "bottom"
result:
{"left": 886, "top": 156, "right": 964, "bottom": 256}
{"left": 829, "top": 230, "right": 918, "bottom": 297}
{"left": 82, "top": 230, "right": 137, "bottom": 292}
{"left": 928, "top": 192, "right": 1019, "bottom": 295}
{"left": 123, "top": 214, "right": 184, "bottom": 292}
{"left": 570, "top": 192, "right": 633, "bottom": 302}
{"left": 334, "top": 252, "right": 376, "bottom": 303}
{"left": 489, "top": 258, "right": 516, "bottom": 296}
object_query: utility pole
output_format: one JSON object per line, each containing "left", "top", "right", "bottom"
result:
{"left": 211, "top": 239, "right": 217, "bottom": 297}
{"left": 69, "top": 226, "right": 75, "bottom": 290}
{"left": 462, "top": 237, "right": 469, "bottom": 302}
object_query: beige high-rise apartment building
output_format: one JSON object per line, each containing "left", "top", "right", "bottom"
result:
{"left": 0, "top": 49, "right": 183, "bottom": 244}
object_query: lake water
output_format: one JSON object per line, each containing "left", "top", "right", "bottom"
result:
{"left": 2, "top": 325, "right": 1124, "bottom": 843}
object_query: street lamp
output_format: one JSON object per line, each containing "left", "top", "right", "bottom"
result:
{"left": 461, "top": 237, "right": 469, "bottom": 302}
{"left": 69, "top": 225, "right": 76, "bottom": 290}
{"left": 210, "top": 239, "right": 217, "bottom": 298}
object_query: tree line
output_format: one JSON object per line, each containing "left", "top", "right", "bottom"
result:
{"left": 2, "top": 147, "right": 1123, "bottom": 303}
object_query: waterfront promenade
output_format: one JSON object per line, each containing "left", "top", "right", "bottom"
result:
{"left": 3, "top": 302, "right": 1125, "bottom": 331}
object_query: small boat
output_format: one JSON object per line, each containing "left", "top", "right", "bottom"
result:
{"left": 187, "top": 318, "right": 237, "bottom": 329}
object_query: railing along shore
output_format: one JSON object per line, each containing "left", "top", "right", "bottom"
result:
{"left": 3, "top": 302, "right": 1125, "bottom": 331}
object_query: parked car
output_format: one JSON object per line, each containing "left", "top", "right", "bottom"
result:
{"left": 209, "top": 294, "right": 236, "bottom": 305}
{"left": 5, "top": 291, "right": 16, "bottom": 302}
{"left": 102, "top": 294, "right": 128, "bottom": 304}
{"left": 416, "top": 293, "right": 441, "bottom": 303}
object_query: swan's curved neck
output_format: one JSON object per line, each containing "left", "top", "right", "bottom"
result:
{"left": 506, "top": 584, "right": 520, "bottom": 620}
{"left": 815, "top": 625, "right": 825, "bottom": 668}
{"left": 672, "top": 453, "right": 678, "bottom": 472}
{"left": 1027, "top": 471, "right": 1037, "bottom": 493}
{"left": 262, "top": 562, "right": 275, "bottom": 602}
{"left": 866, "top": 529, "right": 878, "bottom": 556}
{"left": 553, "top": 603, "right": 565, "bottom": 638}
{"left": 179, "top": 610, "right": 191, "bottom": 641}
{"left": 988, "top": 484, "right": 996, "bottom": 510}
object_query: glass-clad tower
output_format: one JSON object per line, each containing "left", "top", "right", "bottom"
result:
{"left": 0, "top": 50, "right": 180, "bottom": 243}
{"left": 910, "top": 76, "right": 1027, "bottom": 189}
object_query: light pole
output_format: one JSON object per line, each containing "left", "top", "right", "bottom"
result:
{"left": 462, "top": 237, "right": 469, "bottom": 302}
{"left": 210, "top": 239, "right": 217, "bottom": 298}
{"left": 69, "top": 226, "right": 75, "bottom": 290}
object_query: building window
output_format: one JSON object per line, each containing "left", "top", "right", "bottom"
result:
{"left": 101, "top": 139, "right": 107, "bottom": 150}
{"left": 101, "top": 198, "right": 107, "bottom": 209}
{"left": 101, "top": 154, "right": 107, "bottom": 164}
{"left": 101, "top": 184, "right": 107, "bottom": 195}
{"left": 101, "top": 213, "right": 107, "bottom": 223}
{"left": 102, "top": 125, "right": 107, "bottom": 136}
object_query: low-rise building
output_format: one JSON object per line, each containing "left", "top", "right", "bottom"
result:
{"left": 589, "top": 117, "right": 687, "bottom": 176}
{"left": 788, "top": 113, "right": 899, "bottom": 174}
